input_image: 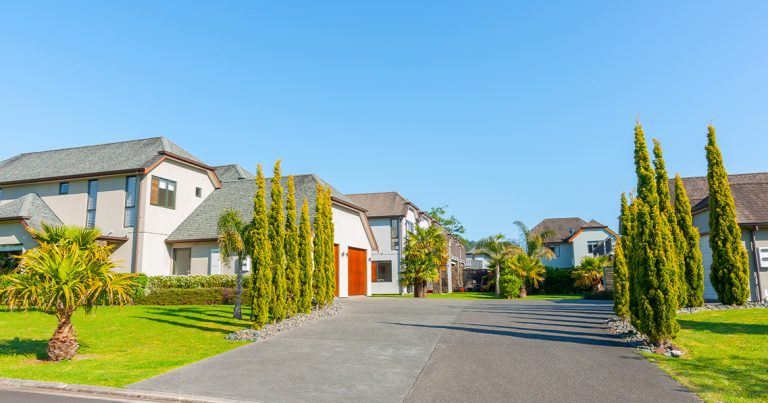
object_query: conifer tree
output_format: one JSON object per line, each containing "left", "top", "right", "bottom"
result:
{"left": 298, "top": 198, "right": 313, "bottom": 314}
{"left": 674, "top": 174, "right": 705, "bottom": 307}
{"left": 313, "top": 184, "right": 328, "bottom": 307}
{"left": 269, "top": 161, "right": 287, "bottom": 320}
{"left": 706, "top": 125, "right": 750, "bottom": 305}
{"left": 653, "top": 139, "right": 686, "bottom": 307}
{"left": 613, "top": 238, "right": 630, "bottom": 319}
{"left": 628, "top": 121, "right": 679, "bottom": 344}
{"left": 251, "top": 164, "right": 273, "bottom": 327}
{"left": 284, "top": 176, "right": 300, "bottom": 316}
{"left": 323, "top": 187, "right": 336, "bottom": 303}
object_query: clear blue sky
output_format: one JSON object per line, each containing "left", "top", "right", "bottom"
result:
{"left": 1, "top": 1, "right": 767, "bottom": 240}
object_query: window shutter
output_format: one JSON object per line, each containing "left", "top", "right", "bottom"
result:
{"left": 150, "top": 177, "right": 160, "bottom": 205}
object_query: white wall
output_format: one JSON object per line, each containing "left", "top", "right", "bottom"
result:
{"left": 333, "top": 204, "right": 373, "bottom": 297}
{"left": 544, "top": 243, "right": 575, "bottom": 268}
{"left": 571, "top": 228, "right": 617, "bottom": 266}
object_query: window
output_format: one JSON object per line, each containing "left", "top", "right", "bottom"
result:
{"left": 371, "top": 261, "right": 392, "bottom": 282}
{"left": 150, "top": 176, "right": 176, "bottom": 209}
{"left": 550, "top": 245, "right": 560, "bottom": 257}
{"left": 86, "top": 180, "right": 98, "bottom": 228}
{"left": 173, "top": 248, "right": 191, "bottom": 275}
{"left": 124, "top": 176, "right": 137, "bottom": 227}
{"left": 59, "top": 182, "right": 69, "bottom": 195}
{"left": 195, "top": 187, "right": 202, "bottom": 198}
{"left": 587, "top": 241, "right": 599, "bottom": 254}
{"left": 390, "top": 218, "right": 400, "bottom": 250}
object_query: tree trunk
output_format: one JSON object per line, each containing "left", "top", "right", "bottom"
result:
{"left": 414, "top": 281, "right": 425, "bottom": 298}
{"left": 233, "top": 255, "right": 243, "bottom": 320}
{"left": 495, "top": 263, "right": 500, "bottom": 296}
{"left": 519, "top": 285, "right": 527, "bottom": 298}
{"left": 48, "top": 313, "right": 78, "bottom": 361}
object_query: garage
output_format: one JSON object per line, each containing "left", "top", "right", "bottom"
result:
{"left": 699, "top": 235, "right": 719, "bottom": 301}
{"left": 347, "top": 247, "right": 367, "bottom": 296}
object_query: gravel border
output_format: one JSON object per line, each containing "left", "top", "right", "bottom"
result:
{"left": 225, "top": 301, "right": 342, "bottom": 342}
{"left": 677, "top": 301, "right": 768, "bottom": 314}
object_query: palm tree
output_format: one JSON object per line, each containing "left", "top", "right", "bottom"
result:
{"left": 0, "top": 225, "right": 136, "bottom": 361}
{"left": 475, "top": 234, "right": 522, "bottom": 296}
{"left": 572, "top": 256, "right": 609, "bottom": 291}
{"left": 514, "top": 221, "right": 555, "bottom": 261}
{"left": 400, "top": 226, "right": 448, "bottom": 298}
{"left": 507, "top": 253, "right": 546, "bottom": 297}
{"left": 217, "top": 209, "right": 253, "bottom": 320}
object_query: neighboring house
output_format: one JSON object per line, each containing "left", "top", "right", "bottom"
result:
{"left": 672, "top": 173, "right": 768, "bottom": 302}
{"left": 0, "top": 138, "right": 379, "bottom": 297}
{"left": 531, "top": 217, "right": 618, "bottom": 268}
{"left": 465, "top": 246, "right": 491, "bottom": 291}
{"left": 0, "top": 137, "right": 221, "bottom": 274}
{"left": 167, "top": 173, "right": 378, "bottom": 297}
{"left": 347, "top": 192, "right": 465, "bottom": 294}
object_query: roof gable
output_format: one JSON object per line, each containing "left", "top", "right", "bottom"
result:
{"left": 346, "top": 192, "right": 418, "bottom": 218}
{"left": 0, "top": 193, "right": 63, "bottom": 230}
{"left": 672, "top": 172, "right": 768, "bottom": 225}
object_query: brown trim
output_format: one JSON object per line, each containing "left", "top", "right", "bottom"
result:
{"left": 331, "top": 196, "right": 367, "bottom": 213}
{"left": 0, "top": 169, "right": 144, "bottom": 186}
{"left": 566, "top": 226, "right": 617, "bottom": 242}
{"left": 98, "top": 235, "right": 129, "bottom": 243}
{"left": 158, "top": 152, "right": 222, "bottom": 188}
{"left": 165, "top": 237, "right": 217, "bottom": 244}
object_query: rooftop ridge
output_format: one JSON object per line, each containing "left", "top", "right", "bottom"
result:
{"left": 10, "top": 137, "right": 166, "bottom": 157}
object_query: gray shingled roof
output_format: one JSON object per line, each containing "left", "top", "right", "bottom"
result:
{"left": 167, "top": 174, "right": 362, "bottom": 241}
{"left": 346, "top": 192, "right": 417, "bottom": 218}
{"left": 213, "top": 165, "right": 255, "bottom": 182}
{"left": 531, "top": 217, "right": 608, "bottom": 243}
{"left": 0, "top": 137, "right": 203, "bottom": 185}
{"left": 0, "top": 193, "right": 63, "bottom": 230}
{"left": 691, "top": 182, "right": 768, "bottom": 224}
{"left": 669, "top": 172, "right": 768, "bottom": 208}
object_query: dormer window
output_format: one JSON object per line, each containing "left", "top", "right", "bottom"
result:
{"left": 568, "top": 227, "right": 575, "bottom": 235}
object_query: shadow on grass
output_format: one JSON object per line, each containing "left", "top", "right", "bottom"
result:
{"left": 133, "top": 316, "right": 241, "bottom": 334}
{"left": 0, "top": 338, "right": 49, "bottom": 359}
{"left": 656, "top": 354, "right": 768, "bottom": 400}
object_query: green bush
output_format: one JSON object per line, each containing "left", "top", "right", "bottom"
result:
{"left": 541, "top": 267, "right": 591, "bottom": 294}
{"left": 499, "top": 274, "right": 523, "bottom": 299}
{"left": 146, "top": 274, "right": 252, "bottom": 290}
{"left": 131, "top": 273, "right": 149, "bottom": 299}
{"left": 134, "top": 287, "right": 253, "bottom": 305}
{"left": 583, "top": 290, "right": 614, "bottom": 300}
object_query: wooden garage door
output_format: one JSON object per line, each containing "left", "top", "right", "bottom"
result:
{"left": 348, "top": 247, "right": 367, "bottom": 296}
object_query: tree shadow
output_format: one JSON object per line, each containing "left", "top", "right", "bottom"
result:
{"left": 678, "top": 319, "right": 768, "bottom": 335}
{"left": 142, "top": 309, "right": 246, "bottom": 328}
{"left": 133, "top": 316, "right": 239, "bottom": 334}
{"left": 0, "top": 338, "right": 49, "bottom": 360}
{"left": 384, "top": 322, "right": 628, "bottom": 348}
{"left": 454, "top": 322, "right": 617, "bottom": 339}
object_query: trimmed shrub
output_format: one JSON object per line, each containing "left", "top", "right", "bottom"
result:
{"left": 583, "top": 290, "right": 614, "bottom": 300}
{"left": 132, "top": 273, "right": 149, "bottom": 299}
{"left": 135, "top": 287, "right": 253, "bottom": 305}
{"left": 499, "top": 274, "right": 523, "bottom": 299}
{"left": 541, "top": 267, "right": 591, "bottom": 294}
{"left": 146, "top": 275, "right": 252, "bottom": 290}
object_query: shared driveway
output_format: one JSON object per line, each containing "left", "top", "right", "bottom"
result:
{"left": 130, "top": 298, "right": 696, "bottom": 403}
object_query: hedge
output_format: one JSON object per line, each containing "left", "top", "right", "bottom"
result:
{"left": 134, "top": 287, "right": 253, "bottom": 305}
{"left": 146, "top": 274, "right": 252, "bottom": 290}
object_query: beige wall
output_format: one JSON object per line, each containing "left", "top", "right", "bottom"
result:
{"left": 0, "top": 221, "right": 38, "bottom": 250}
{"left": 136, "top": 160, "right": 216, "bottom": 275}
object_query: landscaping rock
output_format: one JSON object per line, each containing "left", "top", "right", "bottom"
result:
{"left": 670, "top": 350, "right": 684, "bottom": 358}
{"left": 677, "top": 301, "right": 768, "bottom": 314}
{"left": 604, "top": 317, "right": 685, "bottom": 357}
{"left": 225, "top": 301, "right": 342, "bottom": 343}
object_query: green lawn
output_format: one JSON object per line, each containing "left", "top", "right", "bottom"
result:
{"left": 0, "top": 305, "right": 251, "bottom": 387}
{"left": 372, "top": 292, "right": 582, "bottom": 300}
{"left": 647, "top": 308, "right": 768, "bottom": 402}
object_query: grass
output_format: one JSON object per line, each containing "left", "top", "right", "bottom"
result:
{"left": 646, "top": 308, "right": 768, "bottom": 402}
{"left": 0, "top": 305, "right": 251, "bottom": 387}
{"left": 372, "top": 292, "right": 582, "bottom": 300}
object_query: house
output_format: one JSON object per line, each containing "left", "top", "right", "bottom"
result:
{"left": 347, "top": 192, "right": 465, "bottom": 294}
{"left": 0, "top": 137, "right": 220, "bottom": 274}
{"left": 531, "top": 217, "right": 618, "bottom": 268}
{"left": 167, "top": 172, "right": 378, "bottom": 297}
{"left": 0, "top": 138, "right": 378, "bottom": 297}
{"left": 465, "top": 246, "right": 491, "bottom": 291}
{"left": 672, "top": 173, "right": 768, "bottom": 302}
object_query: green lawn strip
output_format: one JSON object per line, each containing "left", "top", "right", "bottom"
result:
{"left": 371, "top": 292, "right": 582, "bottom": 300}
{"left": 648, "top": 308, "right": 768, "bottom": 402}
{"left": 0, "top": 305, "right": 250, "bottom": 387}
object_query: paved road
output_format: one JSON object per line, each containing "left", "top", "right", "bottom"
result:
{"left": 130, "top": 298, "right": 696, "bottom": 403}
{"left": 0, "top": 389, "right": 130, "bottom": 402}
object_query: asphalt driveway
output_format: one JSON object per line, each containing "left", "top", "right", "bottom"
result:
{"left": 130, "top": 298, "right": 696, "bottom": 403}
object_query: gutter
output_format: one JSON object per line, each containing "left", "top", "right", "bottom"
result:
{"left": 751, "top": 225, "right": 764, "bottom": 302}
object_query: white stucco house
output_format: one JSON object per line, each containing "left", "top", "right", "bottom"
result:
{"left": 672, "top": 173, "right": 768, "bottom": 302}
{"left": 531, "top": 217, "right": 618, "bottom": 269}
{"left": 0, "top": 138, "right": 378, "bottom": 297}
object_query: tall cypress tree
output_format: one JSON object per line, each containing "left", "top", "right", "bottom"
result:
{"left": 284, "top": 176, "right": 300, "bottom": 316}
{"left": 653, "top": 139, "right": 686, "bottom": 307}
{"left": 629, "top": 121, "right": 679, "bottom": 345}
{"left": 298, "top": 198, "right": 313, "bottom": 314}
{"left": 706, "top": 125, "right": 750, "bottom": 305}
{"left": 251, "top": 164, "right": 273, "bottom": 327}
{"left": 614, "top": 193, "right": 631, "bottom": 320}
{"left": 674, "top": 174, "right": 705, "bottom": 307}
{"left": 313, "top": 184, "right": 328, "bottom": 307}
{"left": 269, "top": 161, "right": 287, "bottom": 320}
{"left": 323, "top": 187, "right": 336, "bottom": 303}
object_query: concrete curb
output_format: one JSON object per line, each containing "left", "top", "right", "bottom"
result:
{"left": 0, "top": 377, "right": 254, "bottom": 402}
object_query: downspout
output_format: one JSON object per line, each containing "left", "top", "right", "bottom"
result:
{"left": 751, "top": 225, "right": 763, "bottom": 302}
{"left": 131, "top": 173, "right": 144, "bottom": 274}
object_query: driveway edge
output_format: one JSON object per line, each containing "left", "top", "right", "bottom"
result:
{"left": 0, "top": 377, "right": 252, "bottom": 402}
